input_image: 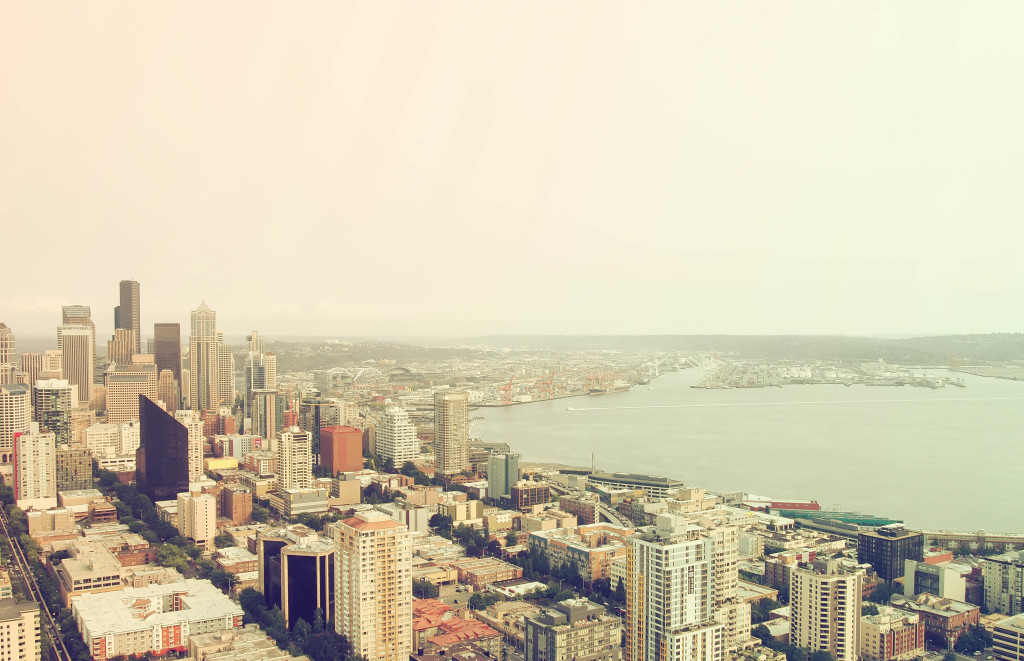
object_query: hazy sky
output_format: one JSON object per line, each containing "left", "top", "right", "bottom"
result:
{"left": 2, "top": 2, "right": 1022, "bottom": 340}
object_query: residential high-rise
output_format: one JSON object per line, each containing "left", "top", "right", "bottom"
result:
{"left": 189, "top": 302, "right": 219, "bottom": 412}
{"left": 277, "top": 427, "right": 312, "bottom": 492}
{"left": 174, "top": 409, "right": 204, "bottom": 484}
{"left": 136, "top": 395, "right": 190, "bottom": 501}
{"left": 332, "top": 511, "right": 413, "bottom": 661}
{"left": 153, "top": 323, "right": 182, "bottom": 405}
{"left": 488, "top": 453, "right": 521, "bottom": 499}
{"left": 790, "top": 558, "right": 863, "bottom": 661}
{"left": 376, "top": 407, "right": 419, "bottom": 467}
{"left": 19, "top": 354, "right": 42, "bottom": 393}
{"left": 625, "top": 513, "right": 725, "bottom": 661}
{"left": 298, "top": 393, "right": 339, "bottom": 456}
{"left": 258, "top": 524, "right": 336, "bottom": 629}
{"left": 526, "top": 598, "right": 622, "bottom": 661}
{"left": 14, "top": 427, "right": 56, "bottom": 503}
{"left": 217, "top": 333, "right": 234, "bottom": 407}
{"left": 858, "top": 525, "right": 924, "bottom": 583}
{"left": 983, "top": 551, "right": 1024, "bottom": 615}
{"left": 0, "top": 599, "right": 40, "bottom": 661}
{"left": 55, "top": 446, "right": 93, "bottom": 492}
{"left": 32, "top": 379, "right": 74, "bottom": 446}
{"left": 320, "top": 426, "right": 363, "bottom": 476}
{"left": 0, "top": 385, "right": 31, "bottom": 464}
{"left": 177, "top": 491, "right": 217, "bottom": 550}
{"left": 105, "top": 363, "right": 158, "bottom": 424}
{"left": 0, "top": 323, "right": 14, "bottom": 365}
{"left": 249, "top": 389, "right": 280, "bottom": 440}
{"left": 115, "top": 280, "right": 141, "bottom": 354}
{"left": 58, "top": 325, "right": 93, "bottom": 405}
{"left": 106, "top": 328, "right": 137, "bottom": 365}
{"left": 434, "top": 391, "right": 469, "bottom": 477}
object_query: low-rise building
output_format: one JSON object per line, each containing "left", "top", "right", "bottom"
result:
{"left": 188, "top": 624, "right": 302, "bottom": 661}
{"left": 993, "top": 614, "right": 1024, "bottom": 661}
{"left": 890, "top": 593, "right": 980, "bottom": 649}
{"left": 509, "top": 481, "right": 551, "bottom": 513}
{"left": 266, "top": 488, "right": 329, "bottom": 519}
{"left": 556, "top": 493, "right": 601, "bottom": 525}
{"left": 476, "top": 601, "right": 542, "bottom": 652}
{"left": 525, "top": 598, "right": 622, "bottom": 661}
{"left": 215, "top": 547, "right": 259, "bottom": 575}
{"left": 528, "top": 523, "right": 635, "bottom": 583}
{"left": 520, "top": 510, "right": 577, "bottom": 532}
{"left": 860, "top": 606, "right": 925, "bottom": 661}
{"left": 446, "top": 557, "right": 523, "bottom": 591}
{"left": 438, "top": 500, "right": 484, "bottom": 527}
{"left": 71, "top": 579, "right": 244, "bottom": 660}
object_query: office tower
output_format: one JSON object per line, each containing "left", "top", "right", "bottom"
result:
{"left": 106, "top": 328, "right": 136, "bottom": 365}
{"left": 58, "top": 325, "right": 93, "bottom": 405}
{"left": 258, "top": 525, "right": 336, "bottom": 629}
{"left": 858, "top": 524, "right": 924, "bottom": 583}
{"left": 0, "top": 384, "right": 31, "bottom": 465}
{"left": 153, "top": 323, "right": 182, "bottom": 404}
{"left": 0, "top": 323, "right": 14, "bottom": 365}
{"left": 526, "top": 598, "right": 623, "bottom": 661}
{"left": 277, "top": 427, "right": 312, "bottom": 492}
{"left": 14, "top": 427, "right": 56, "bottom": 502}
{"left": 434, "top": 391, "right": 468, "bottom": 476}
{"left": 55, "top": 446, "right": 93, "bottom": 492}
{"left": 19, "top": 354, "right": 42, "bottom": 393}
{"left": 217, "top": 333, "right": 234, "bottom": 407}
{"left": 157, "top": 370, "right": 179, "bottom": 413}
{"left": 0, "top": 600, "right": 40, "bottom": 661}
{"left": 83, "top": 423, "right": 120, "bottom": 458}
{"left": 320, "top": 426, "right": 363, "bottom": 476}
{"left": 332, "top": 511, "right": 413, "bottom": 661}
{"left": 189, "top": 302, "right": 219, "bottom": 412}
{"left": 115, "top": 280, "right": 141, "bottom": 354}
{"left": 136, "top": 395, "right": 190, "bottom": 501}
{"left": 249, "top": 389, "right": 279, "bottom": 440}
{"left": 42, "top": 350, "right": 62, "bottom": 375}
{"left": 174, "top": 410, "right": 204, "bottom": 484}
{"left": 790, "top": 559, "right": 863, "bottom": 661}
{"left": 177, "top": 492, "right": 217, "bottom": 550}
{"left": 104, "top": 363, "right": 158, "bottom": 424}
{"left": 625, "top": 513, "right": 725, "bottom": 661}
{"left": 60, "top": 305, "right": 96, "bottom": 361}
{"left": 488, "top": 453, "right": 521, "bottom": 499}
{"left": 181, "top": 367, "right": 191, "bottom": 409}
{"left": 375, "top": 407, "right": 418, "bottom": 467}
{"left": 298, "top": 392, "right": 339, "bottom": 454}
{"left": 32, "top": 379, "right": 74, "bottom": 446}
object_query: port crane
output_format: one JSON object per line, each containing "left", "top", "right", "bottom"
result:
{"left": 536, "top": 370, "right": 556, "bottom": 398}
{"left": 499, "top": 376, "right": 515, "bottom": 404}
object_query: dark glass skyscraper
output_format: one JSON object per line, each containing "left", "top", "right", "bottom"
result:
{"left": 136, "top": 395, "right": 189, "bottom": 501}
{"left": 153, "top": 323, "right": 182, "bottom": 406}
{"left": 116, "top": 280, "right": 141, "bottom": 354}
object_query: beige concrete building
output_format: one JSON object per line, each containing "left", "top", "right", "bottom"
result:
{"left": 860, "top": 606, "right": 925, "bottom": 661}
{"left": 175, "top": 409, "right": 205, "bottom": 483}
{"left": 0, "top": 598, "right": 40, "bottom": 661}
{"left": 59, "top": 325, "right": 93, "bottom": 405}
{"left": 277, "top": 427, "right": 312, "bottom": 492}
{"left": 189, "top": 302, "right": 220, "bottom": 412}
{"left": 0, "top": 384, "right": 30, "bottom": 464}
{"left": 790, "top": 558, "right": 863, "bottom": 661}
{"left": 106, "top": 328, "right": 137, "bottom": 365}
{"left": 178, "top": 491, "right": 217, "bottom": 550}
{"left": 332, "top": 511, "right": 413, "bottom": 661}
{"left": 526, "top": 598, "right": 622, "bottom": 661}
{"left": 105, "top": 362, "right": 157, "bottom": 424}
{"left": 14, "top": 427, "right": 56, "bottom": 505}
{"left": 434, "top": 392, "right": 468, "bottom": 476}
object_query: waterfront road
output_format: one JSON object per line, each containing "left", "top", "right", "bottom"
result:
{"left": 0, "top": 505, "right": 73, "bottom": 661}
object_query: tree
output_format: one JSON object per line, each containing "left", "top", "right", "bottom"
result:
{"left": 251, "top": 506, "right": 270, "bottom": 523}
{"left": 862, "top": 604, "right": 879, "bottom": 616}
{"left": 214, "top": 532, "right": 235, "bottom": 548}
{"left": 752, "top": 624, "right": 772, "bottom": 645}
{"left": 506, "top": 531, "right": 518, "bottom": 547}
{"left": 414, "top": 579, "right": 439, "bottom": 599}
{"left": 808, "top": 651, "right": 838, "bottom": 661}
{"left": 614, "top": 577, "right": 626, "bottom": 603}
{"left": 469, "top": 593, "right": 486, "bottom": 610}
{"left": 943, "top": 653, "right": 958, "bottom": 661}
{"left": 312, "top": 608, "right": 326, "bottom": 634}
{"left": 867, "top": 582, "right": 899, "bottom": 604}
{"left": 293, "top": 618, "right": 313, "bottom": 643}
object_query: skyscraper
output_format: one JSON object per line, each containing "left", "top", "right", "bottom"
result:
{"left": 320, "top": 426, "right": 363, "bottom": 476}
{"left": 153, "top": 323, "right": 182, "bottom": 407}
{"left": 61, "top": 305, "right": 96, "bottom": 359}
{"left": 332, "top": 511, "right": 413, "bottom": 661}
{"left": 115, "top": 280, "right": 141, "bottom": 354}
{"left": 0, "top": 384, "right": 31, "bottom": 464}
{"left": 277, "top": 427, "right": 312, "bottom": 492}
{"left": 625, "top": 513, "right": 725, "bottom": 661}
{"left": 136, "top": 395, "right": 189, "bottom": 501}
{"left": 104, "top": 363, "right": 158, "bottom": 424}
{"left": 857, "top": 525, "right": 924, "bottom": 583}
{"left": 249, "top": 389, "right": 279, "bottom": 440}
{"left": 58, "top": 325, "right": 93, "bottom": 405}
{"left": 14, "top": 427, "right": 56, "bottom": 503}
{"left": 376, "top": 407, "right": 419, "bottom": 467}
{"left": 298, "top": 392, "right": 339, "bottom": 455}
{"left": 259, "top": 525, "right": 336, "bottom": 629}
{"left": 106, "top": 328, "right": 137, "bottom": 365}
{"left": 189, "top": 302, "right": 219, "bottom": 412}
{"left": 19, "top": 354, "right": 42, "bottom": 393}
{"left": 32, "top": 379, "right": 74, "bottom": 446}
{"left": 174, "top": 409, "right": 204, "bottom": 484}
{"left": 790, "top": 559, "right": 863, "bottom": 661}
{"left": 157, "top": 370, "right": 179, "bottom": 413}
{"left": 0, "top": 323, "right": 14, "bottom": 365}
{"left": 434, "top": 391, "right": 469, "bottom": 477}
{"left": 217, "top": 336, "right": 234, "bottom": 408}
{"left": 488, "top": 453, "right": 520, "bottom": 499}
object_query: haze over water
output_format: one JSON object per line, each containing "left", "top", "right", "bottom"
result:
{"left": 475, "top": 369, "right": 1024, "bottom": 533}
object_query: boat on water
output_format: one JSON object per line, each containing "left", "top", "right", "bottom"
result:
{"left": 588, "top": 386, "right": 630, "bottom": 395}
{"left": 949, "top": 378, "right": 967, "bottom": 388}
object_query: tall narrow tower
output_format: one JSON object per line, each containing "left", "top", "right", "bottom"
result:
{"left": 433, "top": 391, "right": 469, "bottom": 477}
{"left": 189, "top": 302, "right": 219, "bottom": 412}
{"left": 58, "top": 326, "right": 94, "bottom": 405}
{"left": 153, "top": 323, "right": 182, "bottom": 408}
{"left": 116, "top": 280, "right": 141, "bottom": 354}
{"left": 60, "top": 306, "right": 95, "bottom": 359}
{"left": 0, "top": 323, "right": 14, "bottom": 365}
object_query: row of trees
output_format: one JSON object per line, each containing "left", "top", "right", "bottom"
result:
{"left": 238, "top": 588, "right": 358, "bottom": 661}
{"left": 752, "top": 624, "right": 838, "bottom": 661}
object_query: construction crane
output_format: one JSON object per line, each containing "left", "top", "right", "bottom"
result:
{"left": 537, "top": 370, "right": 556, "bottom": 399}
{"left": 500, "top": 376, "right": 514, "bottom": 404}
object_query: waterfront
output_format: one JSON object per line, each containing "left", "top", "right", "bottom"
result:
{"left": 474, "top": 368, "right": 1024, "bottom": 532}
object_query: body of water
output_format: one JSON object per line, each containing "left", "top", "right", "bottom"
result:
{"left": 473, "top": 369, "right": 1024, "bottom": 532}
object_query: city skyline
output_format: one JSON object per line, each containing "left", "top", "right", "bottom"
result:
{"left": 2, "top": 3, "right": 1023, "bottom": 338}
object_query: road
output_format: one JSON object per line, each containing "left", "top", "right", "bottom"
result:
{"left": 0, "top": 505, "right": 73, "bottom": 661}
